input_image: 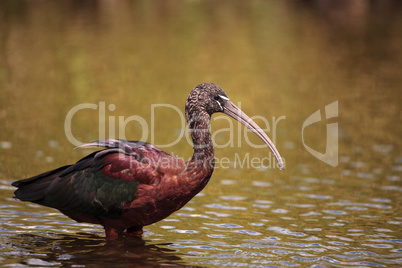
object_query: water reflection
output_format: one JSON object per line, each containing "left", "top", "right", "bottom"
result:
{"left": 4, "top": 233, "right": 184, "bottom": 267}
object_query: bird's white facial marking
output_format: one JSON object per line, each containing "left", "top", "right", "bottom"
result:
{"left": 215, "top": 100, "right": 223, "bottom": 110}
{"left": 219, "top": 95, "right": 229, "bottom": 100}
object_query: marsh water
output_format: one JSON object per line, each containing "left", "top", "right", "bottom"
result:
{"left": 0, "top": 1, "right": 401, "bottom": 267}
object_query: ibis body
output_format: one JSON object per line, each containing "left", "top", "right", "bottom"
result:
{"left": 12, "top": 83, "right": 283, "bottom": 239}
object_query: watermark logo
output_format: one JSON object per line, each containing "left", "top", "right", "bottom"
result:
{"left": 63, "top": 100, "right": 338, "bottom": 169}
{"left": 302, "top": 101, "right": 338, "bottom": 167}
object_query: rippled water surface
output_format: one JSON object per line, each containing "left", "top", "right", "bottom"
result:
{"left": 1, "top": 1, "right": 401, "bottom": 267}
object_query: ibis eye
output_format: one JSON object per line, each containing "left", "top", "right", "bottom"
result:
{"left": 214, "top": 95, "right": 220, "bottom": 101}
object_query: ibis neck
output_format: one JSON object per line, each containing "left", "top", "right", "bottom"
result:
{"left": 187, "top": 111, "right": 215, "bottom": 173}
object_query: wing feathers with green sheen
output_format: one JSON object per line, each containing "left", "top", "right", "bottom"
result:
{"left": 12, "top": 140, "right": 170, "bottom": 220}
{"left": 44, "top": 169, "right": 140, "bottom": 219}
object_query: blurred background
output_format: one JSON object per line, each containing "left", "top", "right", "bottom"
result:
{"left": 0, "top": 0, "right": 401, "bottom": 267}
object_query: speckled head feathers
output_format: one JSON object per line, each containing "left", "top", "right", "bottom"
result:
{"left": 185, "top": 83, "right": 230, "bottom": 116}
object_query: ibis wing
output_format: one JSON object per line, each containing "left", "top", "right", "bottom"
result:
{"left": 45, "top": 168, "right": 141, "bottom": 219}
{"left": 78, "top": 139, "right": 186, "bottom": 174}
{"left": 12, "top": 140, "right": 166, "bottom": 220}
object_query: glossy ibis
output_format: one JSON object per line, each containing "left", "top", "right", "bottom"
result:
{"left": 12, "top": 83, "right": 284, "bottom": 239}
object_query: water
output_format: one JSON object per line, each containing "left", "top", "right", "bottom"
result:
{"left": 1, "top": 0, "right": 401, "bottom": 267}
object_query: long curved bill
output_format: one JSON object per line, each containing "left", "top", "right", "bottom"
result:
{"left": 222, "top": 99, "right": 284, "bottom": 170}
